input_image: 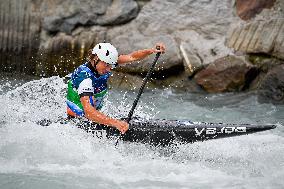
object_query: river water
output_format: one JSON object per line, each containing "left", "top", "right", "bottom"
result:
{"left": 0, "top": 73, "right": 283, "bottom": 189}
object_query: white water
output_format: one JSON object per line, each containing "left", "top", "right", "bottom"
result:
{"left": 0, "top": 75, "right": 284, "bottom": 189}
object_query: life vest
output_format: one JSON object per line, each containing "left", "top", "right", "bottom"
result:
{"left": 66, "top": 62, "right": 111, "bottom": 116}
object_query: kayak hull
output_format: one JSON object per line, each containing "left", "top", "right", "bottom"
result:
{"left": 68, "top": 117, "right": 277, "bottom": 145}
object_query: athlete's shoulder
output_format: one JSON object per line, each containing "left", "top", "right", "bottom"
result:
{"left": 77, "top": 78, "right": 94, "bottom": 95}
{"left": 80, "top": 78, "right": 93, "bottom": 87}
{"left": 71, "top": 64, "right": 93, "bottom": 88}
{"left": 76, "top": 69, "right": 91, "bottom": 79}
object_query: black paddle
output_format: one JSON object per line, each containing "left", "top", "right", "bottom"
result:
{"left": 126, "top": 47, "right": 162, "bottom": 123}
{"left": 115, "top": 46, "right": 162, "bottom": 145}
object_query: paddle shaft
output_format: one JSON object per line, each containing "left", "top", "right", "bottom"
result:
{"left": 126, "top": 51, "right": 161, "bottom": 123}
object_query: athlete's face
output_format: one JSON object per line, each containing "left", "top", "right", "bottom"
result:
{"left": 92, "top": 56, "right": 112, "bottom": 75}
{"left": 96, "top": 61, "right": 112, "bottom": 75}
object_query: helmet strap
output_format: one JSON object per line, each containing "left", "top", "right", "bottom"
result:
{"left": 90, "top": 55, "right": 100, "bottom": 68}
{"left": 94, "top": 58, "right": 100, "bottom": 66}
{"left": 92, "top": 56, "right": 101, "bottom": 75}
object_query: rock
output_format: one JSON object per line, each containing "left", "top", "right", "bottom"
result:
{"left": 72, "top": 26, "right": 107, "bottom": 49}
{"left": 249, "top": 72, "right": 267, "bottom": 91}
{"left": 108, "top": 34, "right": 182, "bottom": 73}
{"left": 109, "top": 70, "right": 203, "bottom": 92}
{"left": 0, "top": 0, "right": 41, "bottom": 73}
{"left": 247, "top": 54, "right": 282, "bottom": 91}
{"left": 96, "top": 0, "right": 139, "bottom": 25}
{"left": 179, "top": 42, "right": 203, "bottom": 77}
{"left": 153, "top": 72, "right": 203, "bottom": 93}
{"left": 107, "top": 0, "right": 236, "bottom": 74}
{"left": 247, "top": 54, "right": 283, "bottom": 72}
{"left": 41, "top": 0, "right": 108, "bottom": 34}
{"left": 40, "top": 26, "right": 107, "bottom": 52}
{"left": 174, "top": 30, "right": 232, "bottom": 63}
{"left": 41, "top": 0, "right": 138, "bottom": 34}
{"left": 176, "top": 31, "right": 232, "bottom": 77}
{"left": 47, "top": 33, "right": 74, "bottom": 53}
{"left": 131, "top": 0, "right": 235, "bottom": 37}
{"left": 236, "top": 0, "right": 276, "bottom": 20}
{"left": 36, "top": 26, "right": 107, "bottom": 76}
{"left": 258, "top": 64, "right": 284, "bottom": 104}
{"left": 3, "top": 0, "right": 284, "bottom": 81}
{"left": 194, "top": 56, "right": 257, "bottom": 93}
{"left": 135, "top": 0, "right": 151, "bottom": 10}
{"left": 0, "top": 0, "right": 41, "bottom": 51}
{"left": 226, "top": 19, "right": 284, "bottom": 60}
{"left": 108, "top": 71, "right": 145, "bottom": 90}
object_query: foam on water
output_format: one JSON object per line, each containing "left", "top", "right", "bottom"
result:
{"left": 0, "top": 76, "right": 284, "bottom": 189}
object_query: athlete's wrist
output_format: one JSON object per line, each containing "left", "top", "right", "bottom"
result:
{"left": 149, "top": 48, "right": 155, "bottom": 54}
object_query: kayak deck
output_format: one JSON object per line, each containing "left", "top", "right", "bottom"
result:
{"left": 65, "top": 117, "right": 277, "bottom": 145}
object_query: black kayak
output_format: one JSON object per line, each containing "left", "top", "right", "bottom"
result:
{"left": 63, "top": 117, "right": 277, "bottom": 145}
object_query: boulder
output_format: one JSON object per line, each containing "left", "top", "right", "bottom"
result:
{"left": 135, "top": 0, "right": 151, "bottom": 10}
{"left": 179, "top": 42, "right": 203, "bottom": 77}
{"left": 176, "top": 31, "right": 232, "bottom": 77}
{"left": 36, "top": 26, "right": 108, "bottom": 76}
{"left": 109, "top": 70, "right": 202, "bottom": 92}
{"left": 258, "top": 64, "right": 284, "bottom": 104}
{"left": 0, "top": 0, "right": 41, "bottom": 52}
{"left": 236, "top": 0, "right": 276, "bottom": 20}
{"left": 226, "top": 19, "right": 284, "bottom": 60}
{"left": 41, "top": 0, "right": 138, "bottom": 34}
{"left": 109, "top": 71, "right": 148, "bottom": 90}
{"left": 0, "top": 0, "right": 41, "bottom": 73}
{"left": 248, "top": 55, "right": 283, "bottom": 90}
{"left": 153, "top": 73, "right": 203, "bottom": 93}
{"left": 107, "top": 0, "right": 236, "bottom": 73}
{"left": 247, "top": 54, "right": 283, "bottom": 72}
{"left": 96, "top": 0, "right": 139, "bottom": 25}
{"left": 108, "top": 33, "right": 182, "bottom": 73}
{"left": 194, "top": 56, "right": 257, "bottom": 93}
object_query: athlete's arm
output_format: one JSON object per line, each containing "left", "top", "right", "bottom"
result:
{"left": 77, "top": 78, "right": 128, "bottom": 133}
{"left": 117, "top": 43, "right": 165, "bottom": 64}
{"left": 80, "top": 96, "right": 129, "bottom": 134}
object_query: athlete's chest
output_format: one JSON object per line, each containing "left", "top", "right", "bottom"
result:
{"left": 91, "top": 74, "right": 110, "bottom": 93}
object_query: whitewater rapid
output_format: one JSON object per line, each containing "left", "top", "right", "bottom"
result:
{"left": 0, "top": 75, "right": 283, "bottom": 189}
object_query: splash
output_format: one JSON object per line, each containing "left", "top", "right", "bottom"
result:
{"left": 0, "top": 76, "right": 284, "bottom": 189}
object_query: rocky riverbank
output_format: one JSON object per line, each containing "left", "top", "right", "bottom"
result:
{"left": 0, "top": 0, "right": 283, "bottom": 104}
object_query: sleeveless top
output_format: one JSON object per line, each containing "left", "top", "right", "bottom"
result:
{"left": 66, "top": 62, "right": 111, "bottom": 116}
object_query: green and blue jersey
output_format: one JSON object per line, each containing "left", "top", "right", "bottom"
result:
{"left": 66, "top": 62, "right": 111, "bottom": 116}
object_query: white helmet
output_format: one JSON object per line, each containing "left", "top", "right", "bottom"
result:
{"left": 92, "top": 43, "right": 118, "bottom": 65}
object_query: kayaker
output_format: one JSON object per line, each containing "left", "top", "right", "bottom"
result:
{"left": 66, "top": 42, "right": 165, "bottom": 134}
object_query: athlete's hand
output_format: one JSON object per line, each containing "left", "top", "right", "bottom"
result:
{"left": 115, "top": 120, "right": 129, "bottom": 134}
{"left": 152, "top": 43, "right": 166, "bottom": 54}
